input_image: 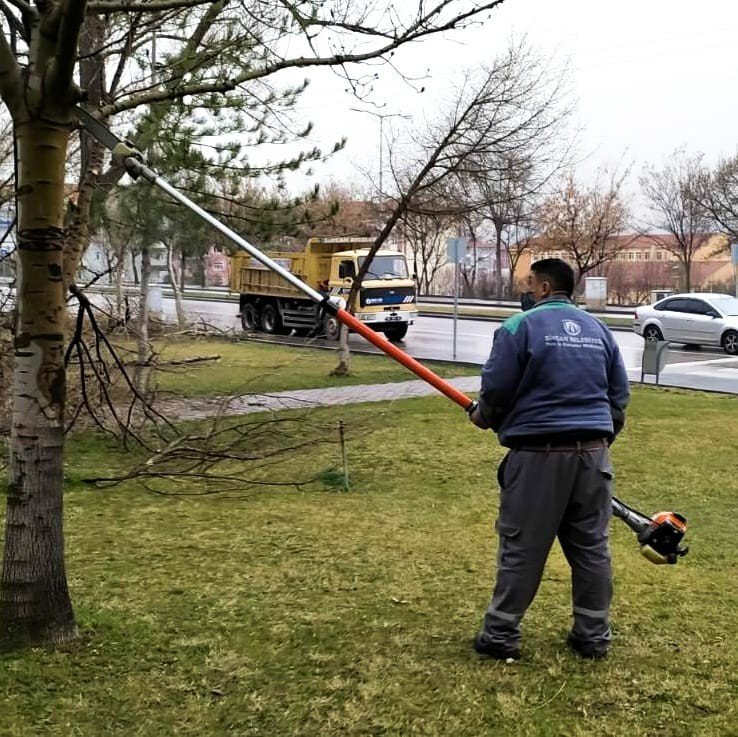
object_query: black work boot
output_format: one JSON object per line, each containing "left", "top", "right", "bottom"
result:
{"left": 567, "top": 632, "right": 609, "bottom": 660}
{"left": 473, "top": 633, "right": 520, "bottom": 661}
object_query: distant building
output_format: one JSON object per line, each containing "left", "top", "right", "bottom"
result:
{"left": 205, "top": 247, "right": 230, "bottom": 286}
{"left": 514, "top": 233, "right": 733, "bottom": 303}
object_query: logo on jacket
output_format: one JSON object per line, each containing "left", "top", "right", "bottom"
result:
{"left": 562, "top": 319, "right": 582, "bottom": 336}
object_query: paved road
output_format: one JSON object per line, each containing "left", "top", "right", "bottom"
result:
{"left": 141, "top": 295, "right": 738, "bottom": 395}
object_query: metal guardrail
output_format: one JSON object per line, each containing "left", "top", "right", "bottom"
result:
{"left": 417, "top": 294, "right": 636, "bottom": 314}
{"left": 78, "top": 282, "right": 636, "bottom": 313}
{"left": 80, "top": 284, "right": 633, "bottom": 329}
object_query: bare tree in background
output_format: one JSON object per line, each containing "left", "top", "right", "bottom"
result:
{"left": 452, "top": 40, "right": 575, "bottom": 298}
{"left": 397, "top": 206, "right": 456, "bottom": 294}
{"left": 693, "top": 153, "right": 738, "bottom": 247}
{"left": 640, "top": 150, "right": 712, "bottom": 292}
{"left": 604, "top": 260, "right": 675, "bottom": 305}
{"left": 0, "top": 113, "right": 14, "bottom": 202}
{"left": 332, "top": 39, "right": 576, "bottom": 372}
{"left": 292, "top": 183, "right": 379, "bottom": 240}
{"left": 536, "top": 168, "right": 631, "bottom": 285}
{"left": 0, "top": 113, "right": 17, "bottom": 289}
{"left": 503, "top": 200, "right": 537, "bottom": 296}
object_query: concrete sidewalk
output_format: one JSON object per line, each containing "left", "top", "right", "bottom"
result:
{"left": 170, "top": 365, "right": 738, "bottom": 422}
{"left": 174, "top": 376, "right": 482, "bottom": 420}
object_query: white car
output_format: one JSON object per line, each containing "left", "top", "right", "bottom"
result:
{"left": 633, "top": 292, "right": 738, "bottom": 355}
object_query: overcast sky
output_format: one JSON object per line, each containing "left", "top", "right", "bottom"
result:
{"left": 281, "top": 0, "right": 738, "bottom": 206}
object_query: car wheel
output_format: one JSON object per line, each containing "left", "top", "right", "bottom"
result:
{"left": 241, "top": 304, "right": 259, "bottom": 332}
{"left": 722, "top": 329, "right": 738, "bottom": 355}
{"left": 643, "top": 325, "right": 663, "bottom": 342}
{"left": 260, "top": 303, "right": 283, "bottom": 335}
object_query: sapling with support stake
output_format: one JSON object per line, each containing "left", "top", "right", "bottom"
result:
{"left": 77, "top": 107, "right": 690, "bottom": 565}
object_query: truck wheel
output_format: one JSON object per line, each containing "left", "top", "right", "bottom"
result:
{"left": 384, "top": 325, "right": 408, "bottom": 342}
{"left": 261, "top": 303, "right": 284, "bottom": 335}
{"left": 323, "top": 314, "right": 341, "bottom": 341}
{"left": 241, "top": 304, "right": 259, "bottom": 332}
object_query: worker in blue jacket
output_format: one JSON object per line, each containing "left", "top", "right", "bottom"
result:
{"left": 470, "top": 258, "right": 630, "bottom": 660}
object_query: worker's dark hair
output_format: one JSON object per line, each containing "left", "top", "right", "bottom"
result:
{"left": 531, "top": 258, "right": 575, "bottom": 297}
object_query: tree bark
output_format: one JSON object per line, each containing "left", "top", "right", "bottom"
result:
{"left": 1, "top": 119, "right": 76, "bottom": 646}
{"left": 494, "top": 223, "right": 503, "bottom": 299}
{"left": 135, "top": 245, "right": 152, "bottom": 392}
{"left": 683, "top": 258, "right": 692, "bottom": 293}
{"left": 330, "top": 324, "right": 351, "bottom": 376}
{"left": 62, "top": 138, "right": 104, "bottom": 287}
{"left": 167, "top": 243, "right": 186, "bottom": 329}
{"left": 112, "top": 243, "right": 127, "bottom": 328}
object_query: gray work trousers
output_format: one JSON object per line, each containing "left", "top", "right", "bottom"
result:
{"left": 480, "top": 445, "right": 613, "bottom": 650}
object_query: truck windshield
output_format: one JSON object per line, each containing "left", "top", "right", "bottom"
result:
{"left": 358, "top": 255, "right": 408, "bottom": 279}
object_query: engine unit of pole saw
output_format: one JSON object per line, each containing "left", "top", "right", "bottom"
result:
{"left": 611, "top": 497, "right": 689, "bottom": 565}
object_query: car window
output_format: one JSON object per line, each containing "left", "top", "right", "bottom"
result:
{"left": 659, "top": 298, "right": 690, "bottom": 313}
{"left": 654, "top": 299, "right": 675, "bottom": 311}
{"left": 709, "top": 295, "right": 738, "bottom": 316}
{"left": 684, "top": 299, "right": 713, "bottom": 315}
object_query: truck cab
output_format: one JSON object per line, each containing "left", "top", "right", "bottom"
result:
{"left": 327, "top": 248, "right": 418, "bottom": 341}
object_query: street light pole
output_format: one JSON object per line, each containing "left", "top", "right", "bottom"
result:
{"left": 378, "top": 114, "right": 384, "bottom": 195}
{"left": 350, "top": 108, "right": 411, "bottom": 197}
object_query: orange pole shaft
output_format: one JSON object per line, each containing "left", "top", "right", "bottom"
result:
{"left": 336, "top": 308, "right": 475, "bottom": 412}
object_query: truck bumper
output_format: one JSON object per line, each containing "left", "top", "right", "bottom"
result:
{"left": 355, "top": 310, "right": 418, "bottom": 325}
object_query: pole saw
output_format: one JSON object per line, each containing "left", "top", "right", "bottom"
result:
{"left": 76, "top": 107, "right": 689, "bottom": 566}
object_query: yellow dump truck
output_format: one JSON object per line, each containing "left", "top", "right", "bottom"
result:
{"left": 230, "top": 237, "right": 418, "bottom": 341}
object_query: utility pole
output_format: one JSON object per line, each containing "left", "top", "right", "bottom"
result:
{"left": 447, "top": 231, "right": 467, "bottom": 361}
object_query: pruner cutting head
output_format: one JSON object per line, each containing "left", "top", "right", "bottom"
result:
{"left": 637, "top": 511, "right": 689, "bottom": 565}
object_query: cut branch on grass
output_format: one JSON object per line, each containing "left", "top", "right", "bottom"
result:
{"left": 157, "top": 354, "right": 221, "bottom": 366}
{"left": 82, "top": 414, "right": 364, "bottom": 495}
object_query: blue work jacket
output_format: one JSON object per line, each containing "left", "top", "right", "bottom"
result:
{"left": 478, "top": 297, "right": 631, "bottom": 446}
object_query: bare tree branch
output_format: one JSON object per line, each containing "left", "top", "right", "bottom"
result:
{"left": 51, "top": 0, "right": 89, "bottom": 94}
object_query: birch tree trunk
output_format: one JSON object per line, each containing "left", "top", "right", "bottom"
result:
{"left": 135, "top": 245, "right": 152, "bottom": 392}
{"left": 113, "top": 245, "right": 127, "bottom": 329}
{"left": 167, "top": 243, "right": 187, "bottom": 329}
{"left": 1, "top": 118, "right": 76, "bottom": 646}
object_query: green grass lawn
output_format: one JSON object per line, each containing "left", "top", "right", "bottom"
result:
{"left": 141, "top": 337, "right": 479, "bottom": 396}
{"left": 1, "top": 387, "right": 737, "bottom": 736}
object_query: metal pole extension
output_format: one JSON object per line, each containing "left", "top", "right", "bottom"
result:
{"left": 128, "top": 161, "right": 325, "bottom": 305}
{"left": 119, "top": 156, "right": 477, "bottom": 413}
